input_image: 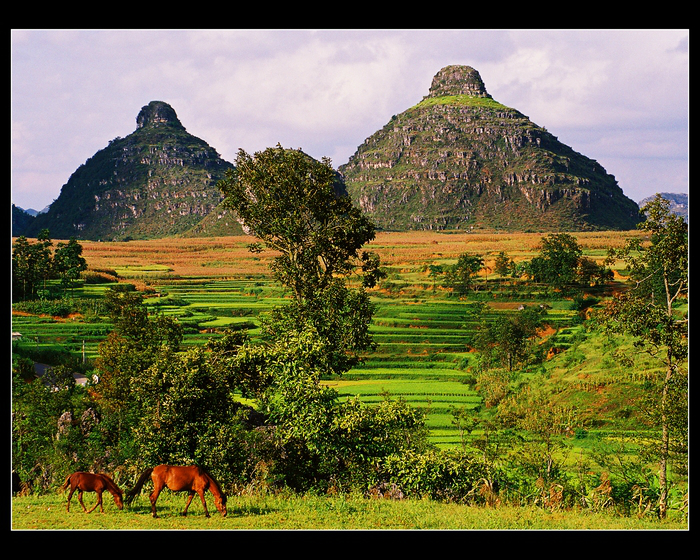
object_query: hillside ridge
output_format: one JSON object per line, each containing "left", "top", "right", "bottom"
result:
{"left": 22, "top": 101, "right": 240, "bottom": 241}
{"left": 338, "top": 65, "right": 641, "bottom": 232}
{"left": 15, "top": 67, "right": 651, "bottom": 239}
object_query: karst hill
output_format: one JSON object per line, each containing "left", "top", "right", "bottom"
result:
{"left": 20, "top": 66, "right": 643, "bottom": 241}
{"left": 338, "top": 65, "right": 641, "bottom": 232}
{"left": 23, "top": 101, "right": 241, "bottom": 241}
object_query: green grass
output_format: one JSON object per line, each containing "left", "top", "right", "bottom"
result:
{"left": 413, "top": 94, "right": 514, "bottom": 112}
{"left": 11, "top": 492, "right": 687, "bottom": 530}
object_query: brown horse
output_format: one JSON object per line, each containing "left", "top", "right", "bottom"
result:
{"left": 62, "top": 472, "right": 124, "bottom": 513}
{"left": 126, "top": 465, "right": 227, "bottom": 518}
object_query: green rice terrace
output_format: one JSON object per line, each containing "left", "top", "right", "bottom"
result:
{"left": 11, "top": 231, "right": 688, "bottom": 528}
{"left": 12, "top": 231, "right": 660, "bottom": 448}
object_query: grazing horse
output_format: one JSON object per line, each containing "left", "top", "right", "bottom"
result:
{"left": 126, "top": 465, "right": 227, "bottom": 518}
{"left": 62, "top": 472, "right": 124, "bottom": 513}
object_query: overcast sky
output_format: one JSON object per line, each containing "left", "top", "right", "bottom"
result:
{"left": 11, "top": 28, "right": 688, "bottom": 212}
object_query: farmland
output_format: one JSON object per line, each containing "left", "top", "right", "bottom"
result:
{"left": 13, "top": 229, "right": 649, "bottom": 449}
{"left": 13, "top": 229, "right": 690, "bottom": 528}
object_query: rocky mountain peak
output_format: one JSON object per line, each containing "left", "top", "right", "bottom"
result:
{"left": 427, "top": 65, "right": 491, "bottom": 99}
{"left": 339, "top": 65, "right": 641, "bottom": 232}
{"left": 136, "top": 100, "right": 184, "bottom": 130}
{"left": 23, "top": 101, "right": 236, "bottom": 240}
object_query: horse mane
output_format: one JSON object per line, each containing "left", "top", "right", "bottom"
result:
{"left": 200, "top": 467, "right": 225, "bottom": 499}
{"left": 98, "top": 473, "right": 123, "bottom": 495}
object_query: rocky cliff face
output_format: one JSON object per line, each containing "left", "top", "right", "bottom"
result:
{"left": 639, "top": 192, "right": 688, "bottom": 222}
{"left": 25, "top": 101, "right": 239, "bottom": 240}
{"left": 339, "top": 65, "right": 641, "bottom": 232}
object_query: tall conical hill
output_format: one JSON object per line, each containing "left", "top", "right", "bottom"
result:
{"left": 338, "top": 65, "right": 641, "bottom": 231}
{"left": 25, "top": 101, "right": 240, "bottom": 240}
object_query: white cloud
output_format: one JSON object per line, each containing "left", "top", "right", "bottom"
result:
{"left": 10, "top": 28, "right": 688, "bottom": 210}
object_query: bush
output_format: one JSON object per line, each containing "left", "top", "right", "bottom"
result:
{"left": 13, "top": 298, "right": 74, "bottom": 318}
{"left": 82, "top": 269, "right": 119, "bottom": 284}
{"left": 380, "top": 448, "right": 494, "bottom": 503}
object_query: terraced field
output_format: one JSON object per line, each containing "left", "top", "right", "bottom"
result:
{"left": 140, "top": 282, "right": 493, "bottom": 447}
{"left": 13, "top": 231, "right": 639, "bottom": 447}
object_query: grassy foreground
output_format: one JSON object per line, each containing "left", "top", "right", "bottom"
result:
{"left": 12, "top": 492, "right": 686, "bottom": 531}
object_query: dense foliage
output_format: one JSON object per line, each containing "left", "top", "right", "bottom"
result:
{"left": 12, "top": 230, "right": 87, "bottom": 301}
{"left": 599, "top": 196, "right": 688, "bottom": 518}
{"left": 11, "top": 195, "right": 687, "bottom": 520}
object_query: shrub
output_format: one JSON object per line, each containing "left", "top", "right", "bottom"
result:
{"left": 13, "top": 298, "right": 74, "bottom": 318}
{"left": 379, "top": 448, "right": 494, "bottom": 503}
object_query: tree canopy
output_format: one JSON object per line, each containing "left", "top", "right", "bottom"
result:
{"left": 218, "top": 145, "right": 382, "bottom": 301}
{"left": 601, "top": 194, "right": 688, "bottom": 518}
{"left": 218, "top": 145, "right": 386, "bottom": 375}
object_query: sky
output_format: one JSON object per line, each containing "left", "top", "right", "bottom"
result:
{"left": 11, "top": 28, "right": 689, "bottom": 212}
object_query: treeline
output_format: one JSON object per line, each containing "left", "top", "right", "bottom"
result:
{"left": 11, "top": 150, "right": 687, "bottom": 519}
{"left": 428, "top": 232, "right": 613, "bottom": 297}
{"left": 12, "top": 229, "right": 87, "bottom": 301}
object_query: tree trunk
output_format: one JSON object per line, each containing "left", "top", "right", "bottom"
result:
{"left": 657, "top": 350, "right": 673, "bottom": 519}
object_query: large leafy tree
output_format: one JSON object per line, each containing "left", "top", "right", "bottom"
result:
{"left": 53, "top": 237, "right": 87, "bottom": 296}
{"left": 218, "top": 144, "right": 384, "bottom": 375}
{"left": 216, "top": 145, "right": 429, "bottom": 491}
{"left": 233, "top": 325, "right": 427, "bottom": 491}
{"left": 527, "top": 233, "right": 582, "bottom": 289}
{"left": 95, "top": 288, "right": 183, "bottom": 418}
{"left": 219, "top": 145, "right": 381, "bottom": 300}
{"left": 11, "top": 230, "right": 55, "bottom": 301}
{"left": 602, "top": 194, "right": 688, "bottom": 518}
{"left": 444, "top": 252, "right": 484, "bottom": 295}
{"left": 471, "top": 305, "right": 547, "bottom": 371}
{"left": 130, "top": 346, "right": 243, "bottom": 471}
{"left": 12, "top": 236, "right": 37, "bottom": 301}
{"left": 526, "top": 233, "right": 610, "bottom": 290}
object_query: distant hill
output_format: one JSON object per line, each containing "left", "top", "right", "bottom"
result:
{"left": 14, "top": 70, "right": 666, "bottom": 240}
{"left": 12, "top": 204, "right": 36, "bottom": 237}
{"left": 339, "top": 65, "right": 642, "bottom": 232}
{"left": 639, "top": 192, "right": 688, "bottom": 221}
{"left": 21, "top": 101, "right": 242, "bottom": 241}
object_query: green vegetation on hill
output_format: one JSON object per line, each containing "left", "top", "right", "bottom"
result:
{"left": 413, "top": 94, "right": 514, "bottom": 111}
{"left": 24, "top": 101, "right": 236, "bottom": 241}
{"left": 340, "top": 65, "right": 641, "bottom": 232}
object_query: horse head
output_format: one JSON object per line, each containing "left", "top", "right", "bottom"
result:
{"left": 114, "top": 491, "right": 124, "bottom": 510}
{"left": 100, "top": 473, "right": 124, "bottom": 510}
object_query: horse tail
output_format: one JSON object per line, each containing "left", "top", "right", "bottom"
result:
{"left": 125, "top": 468, "right": 153, "bottom": 505}
{"left": 61, "top": 473, "right": 73, "bottom": 490}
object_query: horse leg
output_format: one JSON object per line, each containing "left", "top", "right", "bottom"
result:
{"left": 77, "top": 490, "right": 90, "bottom": 513}
{"left": 87, "top": 490, "right": 103, "bottom": 513}
{"left": 149, "top": 484, "right": 163, "bottom": 518}
{"left": 66, "top": 487, "right": 75, "bottom": 512}
{"left": 182, "top": 491, "right": 195, "bottom": 516}
{"left": 198, "top": 490, "right": 210, "bottom": 518}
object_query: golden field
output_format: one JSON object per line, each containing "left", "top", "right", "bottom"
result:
{"left": 76, "top": 230, "right": 647, "bottom": 282}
